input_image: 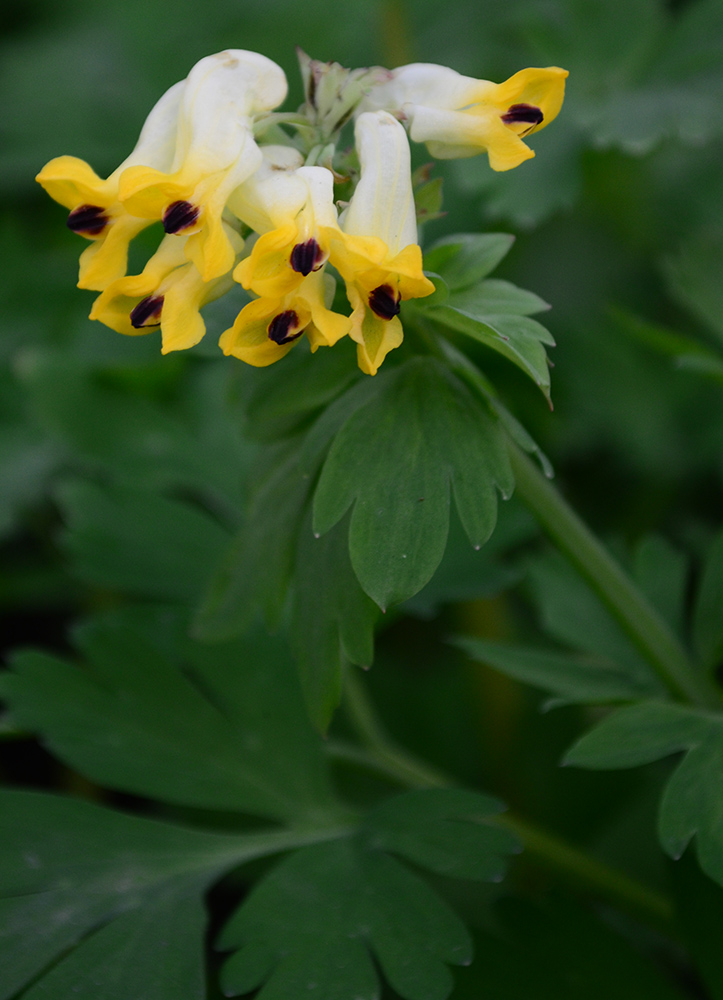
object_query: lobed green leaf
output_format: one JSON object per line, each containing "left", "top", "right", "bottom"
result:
{"left": 422, "top": 233, "right": 516, "bottom": 291}
{"left": 566, "top": 701, "right": 723, "bottom": 886}
{"left": 219, "top": 788, "right": 519, "bottom": 1000}
{"left": 292, "top": 512, "right": 378, "bottom": 732}
{"left": 56, "top": 478, "right": 228, "bottom": 603}
{"left": 692, "top": 528, "right": 723, "bottom": 672}
{"left": 313, "top": 358, "right": 513, "bottom": 609}
{"left": 0, "top": 790, "right": 272, "bottom": 1000}
{"left": 5, "top": 607, "right": 339, "bottom": 823}
{"left": 454, "top": 637, "right": 659, "bottom": 708}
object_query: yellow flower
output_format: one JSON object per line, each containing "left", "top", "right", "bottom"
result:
{"left": 35, "top": 81, "right": 184, "bottom": 290}
{"left": 89, "top": 225, "right": 242, "bottom": 354}
{"left": 118, "top": 50, "right": 288, "bottom": 283}
{"left": 219, "top": 270, "right": 350, "bottom": 367}
{"left": 361, "top": 63, "right": 568, "bottom": 171}
{"left": 231, "top": 155, "right": 340, "bottom": 300}
{"left": 329, "top": 111, "right": 435, "bottom": 375}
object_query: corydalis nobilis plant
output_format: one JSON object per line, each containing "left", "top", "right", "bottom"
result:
{"left": 36, "top": 49, "right": 567, "bottom": 376}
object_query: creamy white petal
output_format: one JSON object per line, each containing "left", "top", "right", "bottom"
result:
{"left": 342, "top": 111, "right": 417, "bottom": 254}
{"left": 361, "top": 63, "right": 487, "bottom": 114}
{"left": 172, "top": 50, "right": 288, "bottom": 174}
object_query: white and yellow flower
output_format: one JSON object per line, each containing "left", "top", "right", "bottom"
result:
{"left": 329, "top": 111, "right": 435, "bottom": 375}
{"left": 219, "top": 269, "right": 350, "bottom": 367}
{"left": 89, "top": 225, "right": 242, "bottom": 354}
{"left": 118, "top": 50, "right": 288, "bottom": 283}
{"left": 361, "top": 63, "right": 568, "bottom": 171}
{"left": 35, "top": 80, "right": 185, "bottom": 290}
{"left": 229, "top": 148, "right": 340, "bottom": 300}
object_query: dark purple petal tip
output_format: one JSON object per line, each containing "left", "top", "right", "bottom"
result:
{"left": 67, "top": 204, "right": 109, "bottom": 236}
{"left": 130, "top": 295, "right": 164, "bottom": 328}
{"left": 163, "top": 201, "right": 199, "bottom": 234}
{"left": 501, "top": 103, "right": 544, "bottom": 127}
{"left": 368, "top": 284, "right": 400, "bottom": 321}
{"left": 268, "top": 310, "right": 303, "bottom": 345}
{"left": 290, "top": 238, "right": 325, "bottom": 276}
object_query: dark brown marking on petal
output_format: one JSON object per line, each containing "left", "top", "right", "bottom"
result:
{"left": 368, "top": 284, "right": 400, "bottom": 320}
{"left": 308, "top": 66, "right": 318, "bottom": 109}
{"left": 130, "top": 295, "right": 164, "bottom": 328}
{"left": 163, "top": 200, "right": 199, "bottom": 234}
{"left": 290, "top": 238, "right": 325, "bottom": 276}
{"left": 67, "top": 204, "right": 109, "bottom": 236}
{"left": 501, "top": 103, "right": 544, "bottom": 127}
{"left": 268, "top": 310, "right": 303, "bottom": 345}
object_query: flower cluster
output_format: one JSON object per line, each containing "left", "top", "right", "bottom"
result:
{"left": 37, "top": 49, "right": 567, "bottom": 375}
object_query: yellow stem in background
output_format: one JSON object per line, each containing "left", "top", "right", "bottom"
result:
{"left": 380, "top": 0, "right": 415, "bottom": 68}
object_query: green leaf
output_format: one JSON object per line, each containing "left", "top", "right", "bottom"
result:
{"left": 193, "top": 441, "right": 312, "bottom": 640}
{"left": 0, "top": 426, "right": 61, "bottom": 540}
{"left": 414, "top": 176, "right": 445, "bottom": 224}
{"left": 432, "top": 305, "right": 554, "bottom": 396}
{"left": 313, "top": 358, "right": 513, "bottom": 609}
{"left": 665, "top": 228, "right": 723, "bottom": 344}
{"left": 292, "top": 512, "right": 378, "bottom": 732}
{"left": 675, "top": 353, "right": 723, "bottom": 383}
{"left": 219, "top": 789, "right": 519, "bottom": 1000}
{"left": 612, "top": 305, "right": 721, "bottom": 361}
{"left": 242, "top": 338, "right": 361, "bottom": 443}
{"left": 20, "top": 350, "right": 247, "bottom": 514}
{"left": 4, "top": 607, "right": 339, "bottom": 823}
{"left": 452, "top": 360, "right": 554, "bottom": 476}
{"left": 0, "top": 789, "right": 276, "bottom": 1000}
{"left": 565, "top": 702, "right": 723, "bottom": 885}
{"left": 454, "top": 638, "right": 658, "bottom": 708}
{"left": 527, "top": 551, "right": 661, "bottom": 688}
{"left": 422, "top": 233, "right": 516, "bottom": 291}
{"left": 693, "top": 528, "right": 723, "bottom": 671}
{"left": 56, "top": 478, "right": 229, "bottom": 602}
{"left": 445, "top": 279, "right": 550, "bottom": 316}
{"left": 633, "top": 535, "right": 688, "bottom": 640}
{"left": 220, "top": 839, "right": 465, "bottom": 1000}
{"left": 363, "top": 788, "right": 519, "bottom": 881}
{"left": 299, "top": 376, "right": 383, "bottom": 476}
{"left": 564, "top": 701, "right": 709, "bottom": 770}
{"left": 18, "top": 892, "right": 207, "bottom": 1000}
{"left": 404, "top": 501, "right": 534, "bottom": 617}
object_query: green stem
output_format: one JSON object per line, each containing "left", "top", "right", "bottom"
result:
{"left": 342, "top": 669, "right": 450, "bottom": 788}
{"left": 339, "top": 669, "right": 676, "bottom": 932}
{"left": 499, "top": 814, "right": 674, "bottom": 932}
{"left": 213, "top": 823, "right": 357, "bottom": 874}
{"left": 508, "top": 444, "right": 720, "bottom": 709}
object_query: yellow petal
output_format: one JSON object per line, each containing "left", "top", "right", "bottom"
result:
{"left": 160, "top": 272, "right": 207, "bottom": 354}
{"left": 353, "top": 310, "right": 404, "bottom": 376}
{"left": 35, "top": 156, "right": 117, "bottom": 209}
{"left": 220, "top": 297, "right": 310, "bottom": 367}
{"left": 233, "top": 223, "right": 299, "bottom": 296}
{"left": 300, "top": 272, "right": 352, "bottom": 347}
{"left": 77, "top": 215, "right": 151, "bottom": 290}
{"left": 493, "top": 67, "right": 568, "bottom": 134}
{"left": 117, "top": 163, "right": 199, "bottom": 220}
